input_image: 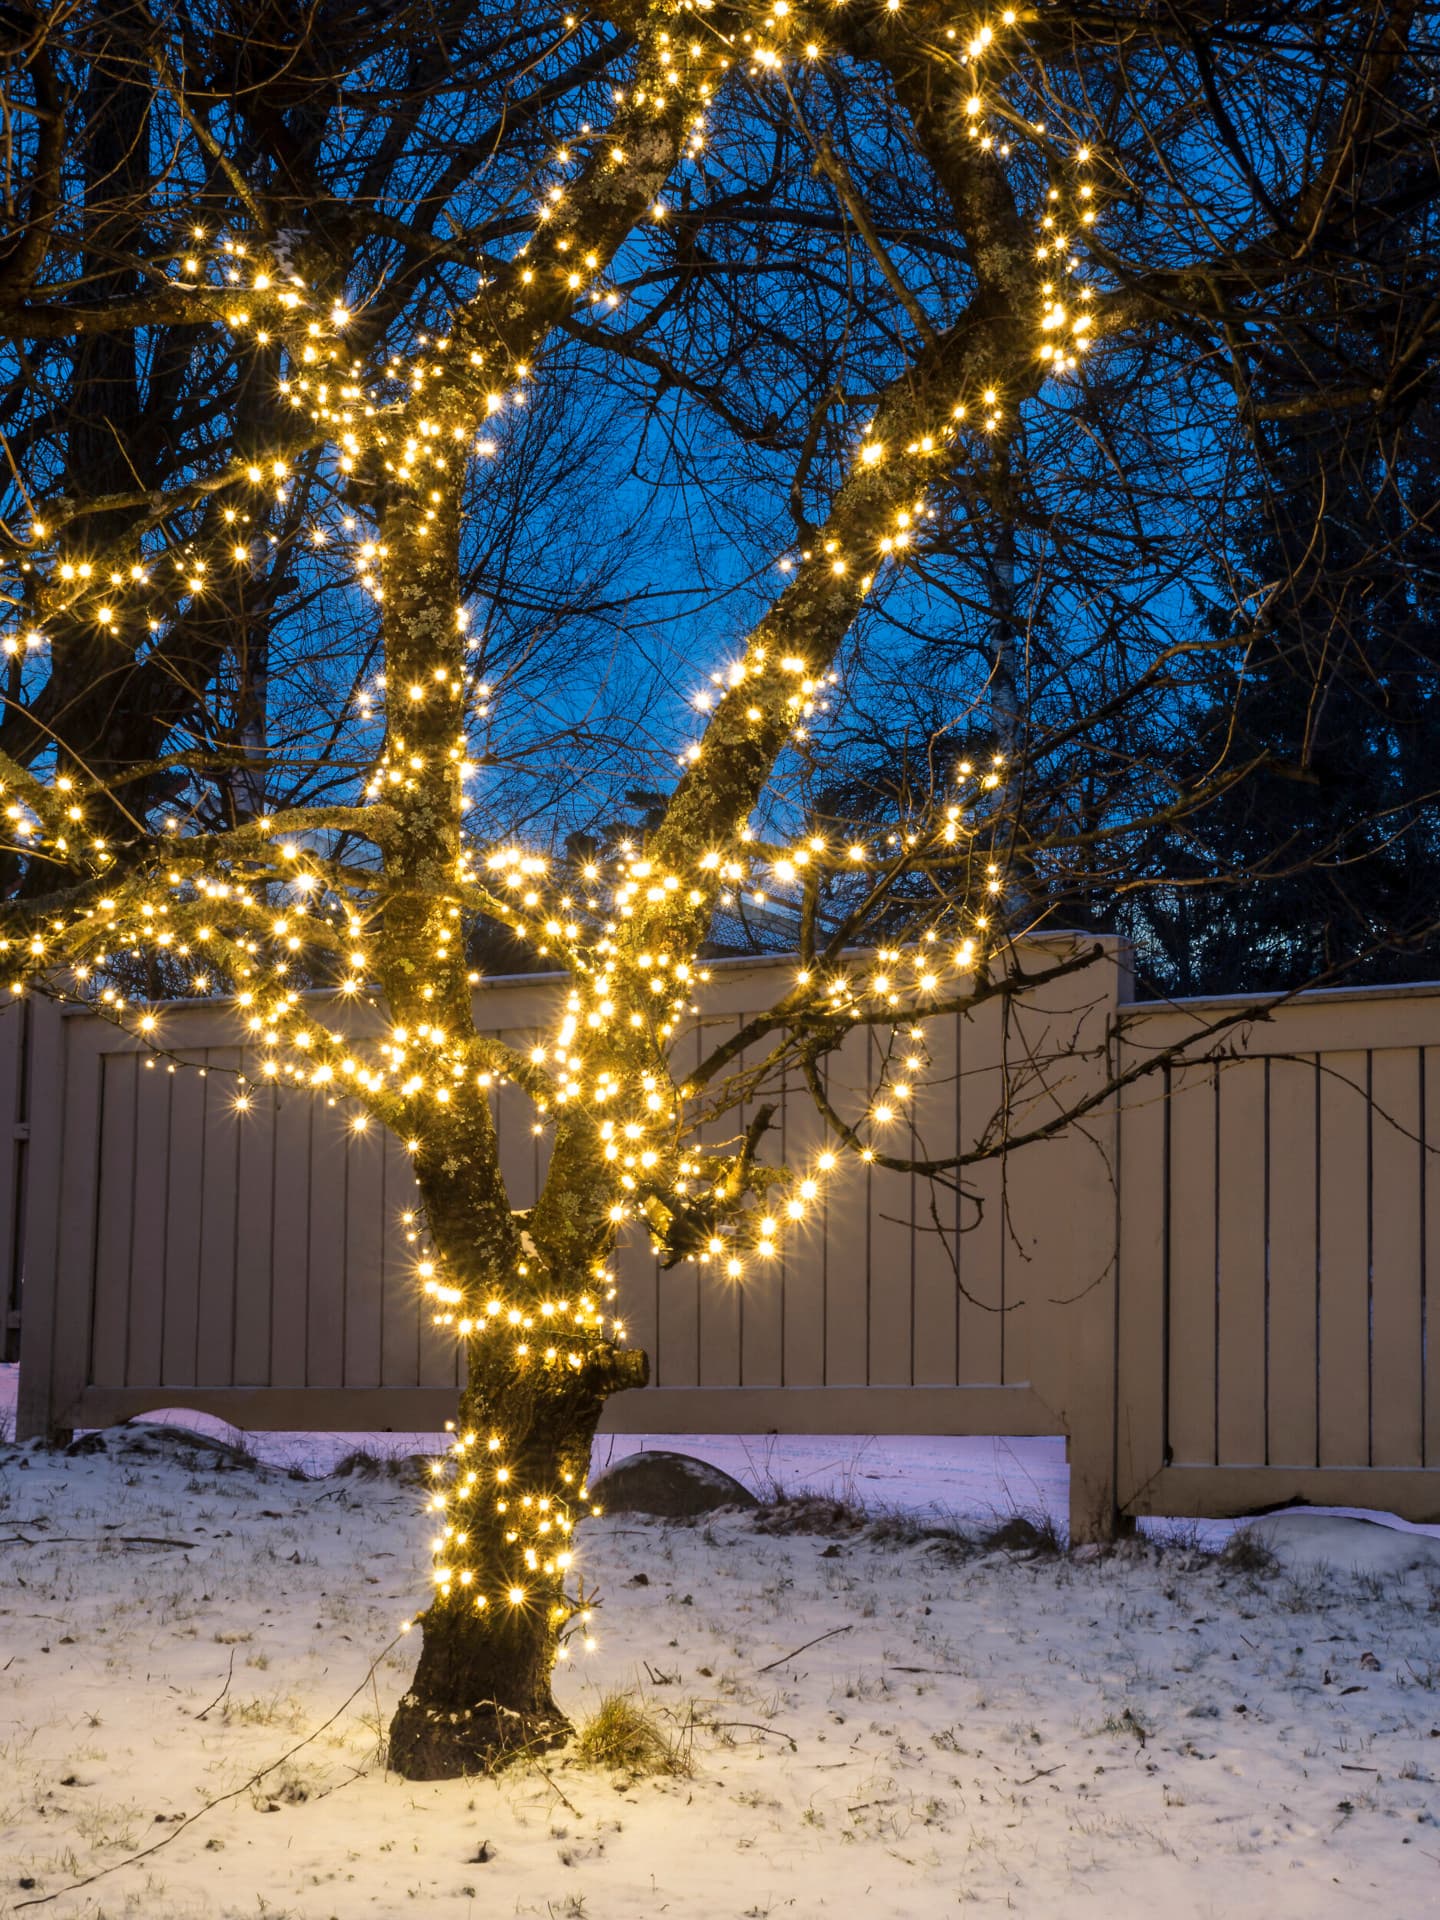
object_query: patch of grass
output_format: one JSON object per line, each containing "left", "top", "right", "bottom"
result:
{"left": 330, "top": 1448, "right": 423, "bottom": 1482}
{"left": 978, "top": 1508, "right": 1066, "bottom": 1557}
{"left": 751, "top": 1492, "right": 976, "bottom": 1560}
{"left": 1220, "top": 1526, "right": 1280, "bottom": 1577}
{"left": 574, "top": 1693, "right": 692, "bottom": 1777}
{"left": 866, "top": 1508, "right": 972, "bottom": 1554}
{"left": 1143, "top": 1517, "right": 1207, "bottom": 1555}
{"left": 752, "top": 1493, "right": 870, "bottom": 1537}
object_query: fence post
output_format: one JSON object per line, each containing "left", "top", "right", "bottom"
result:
{"left": 15, "top": 993, "right": 67, "bottom": 1443}
{"left": 1006, "top": 938, "right": 1130, "bottom": 1544}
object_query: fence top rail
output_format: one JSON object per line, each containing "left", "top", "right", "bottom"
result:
{"left": 1119, "top": 975, "right": 1440, "bottom": 1021}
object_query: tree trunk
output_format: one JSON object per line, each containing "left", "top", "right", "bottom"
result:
{"left": 387, "top": 1301, "right": 647, "bottom": 1779}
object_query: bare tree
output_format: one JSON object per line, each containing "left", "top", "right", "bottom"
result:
{"left": 0, "top": 0, "right": 1435, "bottom": 1778}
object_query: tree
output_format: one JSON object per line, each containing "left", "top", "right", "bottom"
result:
{"left": 762, "top": 3, "right": 1440, "bottom": 996}
{"left": 0, "top": 0, "right": 642, "bottom": 852}
{"left": 1, "top": 0, "right": 1435, "bottom": 1777}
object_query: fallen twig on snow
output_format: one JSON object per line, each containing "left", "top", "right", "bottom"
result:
{"left": 756, "top": 1624, "right": 853, "bottom": 1673}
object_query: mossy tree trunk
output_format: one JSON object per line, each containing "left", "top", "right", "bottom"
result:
{"left": 386, "top": 1298, "right": 645, "bottom": 1777}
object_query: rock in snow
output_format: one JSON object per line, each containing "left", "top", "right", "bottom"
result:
{"left": 588, "top": 1448, "right": 758, "bottom": 1516}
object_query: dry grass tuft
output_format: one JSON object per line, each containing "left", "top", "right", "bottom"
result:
{"left": 979, "top": 1510, "right": 1066, "bottom": 1557}
{"left": 575, "top": 1692, "right": 693, "bottom": 1777}
{"left": 751, "top": 1494, "right": 870, "bottom": 1537}
{"left": 1220, "top": 1525, "right": 1280, "bottom": 1577}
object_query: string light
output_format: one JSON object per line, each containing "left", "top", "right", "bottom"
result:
{"left": 0, "top": 2, "right": 1104, "bottom": 1666}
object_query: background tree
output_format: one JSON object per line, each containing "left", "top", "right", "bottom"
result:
{"left": 1, "top": 0, "right": 1436, "bottom": 1775}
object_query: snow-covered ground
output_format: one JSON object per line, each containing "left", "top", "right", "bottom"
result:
{"left": 3, "top": 1399, "right": 1440, "bottom": 1919}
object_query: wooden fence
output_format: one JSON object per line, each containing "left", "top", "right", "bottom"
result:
{"left": 8, "top": 942, "right": 1440, "bottom": 1539}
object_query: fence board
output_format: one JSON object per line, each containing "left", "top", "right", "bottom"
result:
{"left": 956, "top": 1002, "right": 1005, "bottom": 1385}
{"left": 380, "top": 1137, "right": 423, "bottom": 1389}
{"left": 162, "top": 1064, "right": 206, "bottom": 1388}
{"left": 0, "top": 1001, "right": 28, "bottom": 1361}
{"left": 126, "top": 1060, "right": 171, "bottom": 1389}
{"left": 90, "top": 1054, "right": 138, "bottom": 1394}
{"left": 195, "top": 1053, "right": 242, "bottom": 1387}
{"left": 232, "top": 1079, "right": 275, "bottom": 1387}
{"left": 306, "top": 1104, "right": 349, "bottom": 1389}
{"left": 697, "top": 1015, "right": 744, "bottom": 1389}
{"left": 778, "top": 1054, "right": 825, "bottom": 1388}
{"left": 1265, "top": 1055, "right": 1319, "bottom": 1467}
{"left": 868, "top": 1086, "right": 915, "bottom": 1390}
{"left": 1424, "top": 1048, "right": 1440, "bottom": 1470}
{"left": 912, "top": 1015, "right": 960, "bottom": 1387}
{"left": 822, "top": 1024, "right": 871, "bottom": 1386}
{"left": 269, "top": 1090, "right": 312, "bottom": 1390}
{"left": 647, "top": 1029, "right": 698, "bottom": 1388}
{"left": 1369, "top": 1049, "right": 1423, "bottom": 1469}
{"left": 1215, "top": 1057, "right": 1268, "bottom": 1465}
{"left": 1115, "top": 1066, "right": 1168, "bottom": 1505}
{"left": 1318, "top": 1051, "right": 1371, "bottom": 1468}
{"left": 1165, "top": 1062, "right": 1218, "bottom": 1465}
{"left": 738, "top": 1021, "right": 784, "bottom": 1390}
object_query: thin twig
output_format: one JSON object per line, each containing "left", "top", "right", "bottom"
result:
{"left": 194, "top": 1647, "right": 235, "bottom": 1721}
{"left": 528, "top": 1758, "right": 582, "bottom": 1817}
{"left": 756, "top": 1624, "right": 852, "bottom": 1673}
{"left": 708, "top": 1720, "right": 798, "bottom": 1751}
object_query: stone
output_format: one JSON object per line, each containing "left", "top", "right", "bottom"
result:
{"left": 588, "top": 1450, "right": 758, "bottom": 1518}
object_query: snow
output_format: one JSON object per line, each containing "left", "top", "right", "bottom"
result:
{"left": 1257, "top": 1512, "right": 1440, "bottom": 1579}
{"left": 3, "top": 1397, "right": 1440, "bottom": 1918}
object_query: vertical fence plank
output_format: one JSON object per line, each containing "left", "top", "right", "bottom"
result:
{"left": 232, "top": 1075, "right": 276, "bottom": 1387}
{"left": 867, "top": 1020, "right": 915, "bottom": 1388}
{"left": 268, "top": 1089, "right": 312, "bottom": 1390}
{"left": 305, "top": 1103, "right": 349, "bottom": 1389}
{"left": 1215, "top": 1057, "right": 1268, "bottom": 1465}
{"left": 1369, "top": 1048, "right": 1423, "bottom": 1468}
{"left": 956, "top": 1003, "right": 1005, "bottom": 1387}
{"left": 0, "top": 1000, "right": 27, "bottom": 1362}
{"left": 1266, "top": 1054, "right": 1319, "bottom": 1466}
{"left": 648, "top": 1022, "right": 704, "bottom": 1390}
{"left": 1115, "top": 1061, "right": 1169, "bottom": 1506}
{"left": 90, "top": 1054, "right": 138, "bottom": 1393}
{"left": 780, "top": 1050, "right": 829, "bottom": 1389}
{"left": 697, "top": 1014, "right": 746, "bottom": 1389}
{"left": 910, "top": 1013, "right": 958, "bottom": 1388}
{"left": 161, "top": 1064, "right": 206, "bottom": 1388}
{"left": 822, "top": 1025, "right": 872, "bottom": 1385}
{"left": 1165, "top": 1062, "right": 1218, "bottom": 1465}
{"left": 380, "top": 1135, "right": 423, "bottom": 1388}
{"left": 48, "top": 1020, "right": 110, "bottom": 1427}
{"left": 195, "top": 1054, "right": 242, "bottom": 1386}
{"left": 738, "top": 1022, "right": 785, "bottom": 1390}
{"left": 1425, "top": 1048, "right": 1440, "bottom": 1470}
{"left": 1318, "top": 1051, "right": 1372, "bottom": 1468}
{"left": 126, "top": 1059, "right": 172, "bottom": 1388}
{"left": 342, "top": 1121, "right": 386, "bottom": 1389}
{"left": 14, "top": 998, "right": 66, "bottom": 1438}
